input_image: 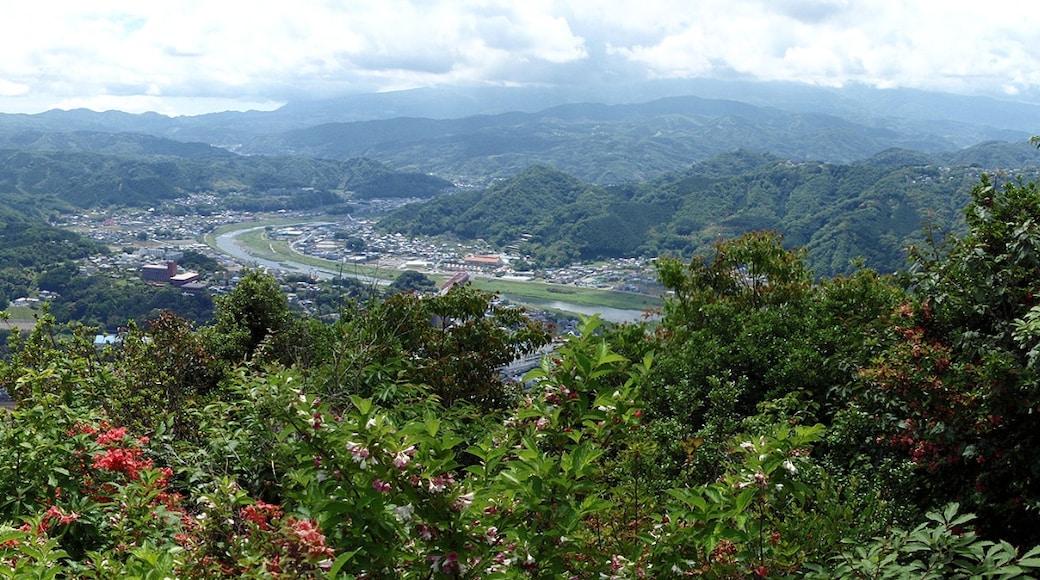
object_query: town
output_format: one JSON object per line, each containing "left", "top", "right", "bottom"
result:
{"left": 48, "top": 193, "right": 663, "bottom": 323}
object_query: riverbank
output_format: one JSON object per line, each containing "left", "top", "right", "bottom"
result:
{"left": 203, "top": 218, "right": 662, "bottom": 322}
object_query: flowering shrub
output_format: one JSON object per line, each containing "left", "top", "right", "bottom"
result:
{"left": 5, "top": 234, "right": 1040, "bottom": 579}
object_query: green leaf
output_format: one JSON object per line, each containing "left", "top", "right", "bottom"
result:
{"left": 424, "top": 416, "right": 440, "bottom": 437}
{"left": 734, "top": 488, "right": 757, "bottom": 513}
{"left": 350, "top": 396, "right": 373, "bottom": 416}
{"left": 326, "top": 549, "right": 360, "bottom": 577}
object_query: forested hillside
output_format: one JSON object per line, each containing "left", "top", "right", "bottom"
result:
{"left": 5, "top": 174, "right": 1040, "bottom": 577}
{"left": 0, "top": 130, "right": 237, "bottom": 159}
{"left": 0, "top": 221, "right": 108, "bottom": 309}
{"left": 382, "top": 146, "right": 1040, "bottom": 277}
{"left": 238, "top": 95, "right": 1031, "bottom": 184}
{"left": 0, "top": 149, "right": 453, "bottom": 211}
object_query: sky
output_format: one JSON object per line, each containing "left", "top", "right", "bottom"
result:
{"left": 2, "top": 0, "right": 1040, "bottom": 117}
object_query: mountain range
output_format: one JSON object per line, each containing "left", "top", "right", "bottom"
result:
{"left": 2, "top": 79, "right": 1040, "bottom": 278}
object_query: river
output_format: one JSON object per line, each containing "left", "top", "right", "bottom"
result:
{"left": 213, "top": 224, "right": 651, "bottom": 323}
{"left": 214, "top": 226, "right": 385, "bottom": 285}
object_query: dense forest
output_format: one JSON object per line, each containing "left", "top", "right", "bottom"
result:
{"left": 0, "top": 148, "right": 453, "bottom": 216}
{"left": 381, "top": 147, "right": 1040, "bottom": 277}
{"left": 0, "top": 222, "right": 109, "bottom": 310}
{"left": 4, "top": 173, "right": 1040, "bottom": 577}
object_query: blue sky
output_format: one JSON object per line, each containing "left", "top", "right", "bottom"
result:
{"left": 2, "top": 0, "right": 1038, "bottom": 116}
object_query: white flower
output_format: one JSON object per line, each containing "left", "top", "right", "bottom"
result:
{"left": 455, "top": 492, "right": 474, "bottom": 510}
{"left": 393, "top": 504, "right": 414, "bottom": 523}
{"left": 782, "top": 460, "right": 798, "bottom": 475}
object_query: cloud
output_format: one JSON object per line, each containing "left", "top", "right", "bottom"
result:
{"left": 1, "top": 0, "right": 1040, "bottom": 115}
{"left": 0, "top": 79, "right": 30, "bottom": 97}
{"left": 600, "top": 1, "right": 1040, "bottom": 95}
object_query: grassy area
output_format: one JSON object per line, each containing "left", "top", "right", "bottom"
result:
{"left": 1, "top": 306, "right": 40, "bottom": 329}
{"left": 2, "top": 305, "right": 38, "bottom": 321}
{"left": 468, "top": 277, "right": 661, "bottom": 311}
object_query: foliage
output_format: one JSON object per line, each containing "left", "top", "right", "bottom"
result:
{"left": 856, "top": 175, "right": 1040, "bottom": 543}
{"left": 206, "top": 268, "right": 294, "bottom": 363}
{"left": 380, "top": 150, "right": 987, "bottom": 275}
{"left": 388, "top": 270, "right": 437, "bottom": 294}
{"left": 6, "top": 169, "right": 1040, "bottom": 576}
{"left": 48, "top": 274, "right": 213, "bottom": 330}
{"left": 0, "top": 148, "right": 452, "bottom": 210}
{"left": 640, "top": 231, "right": 903, "bottom": 488}
{"left": 804, "top": 503, "right": 1040, "bottom": 579}
{"left": 304, "top": 284, "right": 551, "bottom": 410}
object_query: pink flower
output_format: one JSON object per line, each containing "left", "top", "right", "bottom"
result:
{"left": 347, "top": 442, "right": 375, "bottom": 469}
{"left": 288, "top": 518, "right": 334, "bottom": 559}
{"left": 416, "top": 523, "right": 436, "bottom": 541}
{"left": 96, "top": 427, "right": 128, "bottom": 446}
{"left": 428, "top": 476, "right": 449, "bottom": 493}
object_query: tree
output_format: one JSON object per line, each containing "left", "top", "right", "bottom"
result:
{"left": 859, "top": 175, "right": 1040, "bottom": 543}
{"left": 207, "top": 269, "right": 293, "bottom": 362}
{"left": 389, "top": 270, "right": 437, "bottom": 294}
{"left": 308, "top": 285, "right": 551, "bottom": 410}
{"left": 105, "top": 312, "right": 224, "bottom": 438}
{"left": 644, "top": 231, "right": 903, "bottom": 485}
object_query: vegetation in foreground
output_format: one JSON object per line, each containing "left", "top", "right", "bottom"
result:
{"left": 3, "top": 173, "right": 1040, "bottom": 577}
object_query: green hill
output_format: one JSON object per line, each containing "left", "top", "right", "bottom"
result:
{"left": 0, "top": 149, "right": 454, "bottom": 211}
{"left": 381, "top": 147, "right": 1040, "bottom": 277}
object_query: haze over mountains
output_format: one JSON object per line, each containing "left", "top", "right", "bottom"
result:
{"left": 1, "top": 80, "right": 1037, "bottom": 172}
{"left": 2, "top": 79, "right": 1040, "bottom": 278}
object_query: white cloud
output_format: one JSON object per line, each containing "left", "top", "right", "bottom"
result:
{"left": 1, "top": 0, "right": 1040, "bottom": 115}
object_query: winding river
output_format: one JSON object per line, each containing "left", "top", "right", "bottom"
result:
{"left": 213, "top": 225, "right": 650, "bottom": 323}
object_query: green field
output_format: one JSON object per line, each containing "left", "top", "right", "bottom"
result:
{"left": 468, "top": 278, "right": 661, "bottom": 311}
{"left": 1, "top": 305, "right": 40, "bottom": 329}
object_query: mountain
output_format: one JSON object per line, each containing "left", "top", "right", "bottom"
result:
{"left": 0, "top": 130, "right": 236, "bottom": 159}
{"left": 381, "top": 146, "right": 1040, "bottom": 277}
{"left": 0, "top": 149, "right": 454, "bottom": 211}
{"left": 233, "top": 94, "right": 1033, "bottom": 184}
{"left": 1, "top": 80, "right": 1037, "bottom": 161}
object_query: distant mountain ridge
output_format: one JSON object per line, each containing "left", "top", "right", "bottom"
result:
{"left": 8, "top": 78, "right": 1038, "bottom": 132}
{"left": 240, "top": 94, "right": 1008, "bottom": 183}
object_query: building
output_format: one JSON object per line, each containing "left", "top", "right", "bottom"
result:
{"left": 463, "top": 254, "right": 504, "bottom": 269}
{"left": 141, "top": 261, "right": 178, "bottom": 282}
{"left": 170, "top": 272, "right": 200, "bottom": 287}
{"left": 141, "top": 260, "right": 200, "bottom": 285}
